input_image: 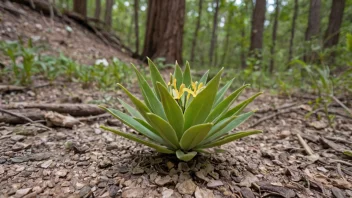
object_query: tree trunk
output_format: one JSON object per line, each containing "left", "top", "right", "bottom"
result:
{"left": 209, "top": 0, "right": 220, "bottom": 66}
{"left": 304, "top": 0, "right": 321, "bottom": 62}
{"left": 73, "top": 0, "right": 86, "bottom": 17}
{"left": 249, "top": 0, "right": 266, "bottom": 59}
{"left": 220, "top": 7, "right": 234, "bottom": 67}
{"left": 94, "top": 0, "right": 101, "bottom": 20}
{"left": 104, "top": 0, "right": 114, "bottom": 31}
{"left": 190, "top": 0, "right": 203, "bottom": 63}
{"left": 134, "top": 0, "right": 140, "bottom": 54}
{"left": 142, "top": 0, "right": 185, "bottom": 64}
{"left": 324, "top": 0, "right": 345, "bottom": 49}
{"left": 288, "top": 0, "right": 298, "bottom": 64}
{"left": 269, "top": 0, "right": 280, "bottom": 73}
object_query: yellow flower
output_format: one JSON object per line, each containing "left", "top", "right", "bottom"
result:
{"left": 172, "top": 83, "right": 185, "bottom": 99}
{"left": 184, "top": 81, "right": 204, "bottom": 98}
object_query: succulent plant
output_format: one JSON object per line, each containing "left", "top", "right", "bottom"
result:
{"left": 100, "top": 59, "right": 262, "bottom": 161}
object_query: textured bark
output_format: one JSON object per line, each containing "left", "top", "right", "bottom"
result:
{"left": 104, "top": 0, "right": 114, "bottom": 31}
{"left": 142, "top": 0, "right": 185, "bottom": 64}
{"left": 305, "top": 0, "right": 321, "bottom": 41}
{"left": 73, "top": 0, "right": 86, "bottom": 17}
{"left": 288, "top": 0, "right": 298, "bottom": 64}
{"left": 324, "top": 0, "right": 345, "bottom": 49}
{"left": 190, "top": 0, "right": 203, "bottom": 63}
{"left": 209, "top": 0, "right": 220, "bottom": 66}
{"left": 134, "top": 0, "right": 140, "bottom": 54}
{"left": 249, "top": 0, "right": 266, "bottom": 57}
{"left": 220, "top": 8, "right": 234, "bottom": 67}
{"left": 94, "top": 0, "right": 101, "bottom": 20}
{"left": 269, "top": 0, "right": 280, "bottom": 73}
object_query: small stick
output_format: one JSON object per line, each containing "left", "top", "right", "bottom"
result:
{"left": 330, "top": 159, "right": 352, "bottom": 167}
{"left": 331, "top": 96, "right": 352, "bottom": 117}
{"left": 0, "top": 108, "right": 34, "bottom": 123}
{"left": 336, "top": 163, "right": 346, "bottom": 181}
{"left": 250, "top": 108, "right": 295, "bottom": 128}
{"left": 325, "top": 136, "right": 352, "bottom": 145}
{"left": 296, "top": 134, "right": 314, "bottom": 155}
{"left": 77, "top": 113, "right": 111, "bottom": 122}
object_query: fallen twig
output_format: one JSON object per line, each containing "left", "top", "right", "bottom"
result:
{"left": 329, "top": 159, "right": 352, "bottom": 167}
{"left": 77, "top": 113, "right": 111, "bottom": 122}
{"left": 250, "top": 108, "right": 295, "bottom": 128}
{"left": 325, "top": 136, "right": 352, "bottom": 146}
{"left": 296, "top": 134, "right": 320, "bottom": 162}
{"left": 0, "top": 108, "right": 34, "bottom": 123}
{"left": 336, "top": 163, "right": 346, "bottom": 181}
{"left": 331, "top": 95, "right": 352, "bottom": 117}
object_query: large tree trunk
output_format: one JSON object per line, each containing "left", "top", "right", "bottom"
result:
{"left": 249, "top": 0, "right": 266, "bottom": 59}
{"left": 94, "top": 0, "right": 101, "bottom": 20}
{"left": 142, "top": 0, "right": 185, "bottom": 64}
{"left": 134, "top": 0, "right": 140, "bottom": 54}
{"left": 305, "top": 0, "right": 321, "bottom": 41}
{"left": 190, "top": 0, "right": 203, "bottom": 63}
{"left": 324, "top": 0, "right": 345, "bottom": 49}
{"left": 104, "top": 0, "right": 114, "bottom": 31}
{"left": 269, "top": 0, "right": 280, "bottom": 73}
{"left": 220, "top": 6, "right": 234, "bottom": 67}
{"left": 73, "top": 0, "right": 87, "bottom": 17}
{"left": 288, "top": 0, "right": 298, "bottom": 64}
{"left": 209, "top": 0, "right": 220, "bottom": 66}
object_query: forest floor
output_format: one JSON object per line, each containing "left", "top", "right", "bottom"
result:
{"left": 1, "top": 2, "right": 352, "bottom": 198}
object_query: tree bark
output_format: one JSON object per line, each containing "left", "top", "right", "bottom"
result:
{"left": 94, "top": 0, "right": 101, "bottom": 20}
{"left": 305, "top": 0, "right": 321, "bottom": 41}
{"left": 104, "top": 0, "right": 114, "bottom": 31}
{"left": 324, "top": 0, "right": 345, "bottom": 49}
{"left": 73, "top": 0, "right": 86, "bottom": 17}
{"left": 134, "top": 0, "right": 140, "bottom": 54}
{"left": 288, "top": 0, "right": 298, "bottom": 64}
{"left": 209, "top": 0, "right": 220, "bottom": 66}
{"left": 269, "top": 0, "right": 280, "bottom": 73}
{"left": 190, "top": 0, "right": 203, "bottom": 63}
{"left": 142, "top": 0, "right": 185, "bottom": 64}
{"left": 249, "top": 0, "right": 266, "bottom": 59}
{"left": 220, "top": 7, "right": 234, "bottom": 67}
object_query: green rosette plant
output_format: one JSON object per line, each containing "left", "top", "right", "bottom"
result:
{"left": 100, "top": 59, "right": 262, "bottom": 161}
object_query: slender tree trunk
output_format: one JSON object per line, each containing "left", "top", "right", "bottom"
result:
{"left": 269, "top": 0, "right": 280, "bottom": 73}
{"left": 142, "top": 0, "right": 186, "bottom": 64}
{"left": 209, "top": 0, "right": 220, "bottom": 66}
{"left": 73, "top": 0, "right": 87, "bottom": 17}
{"left": 134, "top": 0, "right": 140, "bottom": 54}
{"left": 288, "top": 0, "right": 298, "bottom": 64}
{"left": 220, "top": 8, "right": 234, "bottom": 67}
{"left": 304, "top": 0, "right": 321, "bottom": 62}
{"left": 324, "top": 0, "right": 345, "bottom": 49}
{"left": 249, "top": 0, "right": 266, "bottom": 60}
{"left": 240, "top": 27, "right": 246, "bottom": 68}
{"left": 105, "top": 0, "right": 114, "bottom": 31}
{"left": 190, "top": 0, "right": 203, "bottom": 63}
{"left": 95, "top": 0, "right": 101, "bottom": 20}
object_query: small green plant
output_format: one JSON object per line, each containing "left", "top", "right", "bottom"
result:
{"left": 100, "top": 59, "right": 262, "bottom": 161}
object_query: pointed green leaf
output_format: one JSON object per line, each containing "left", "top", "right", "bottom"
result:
{"left": 343, "top": 150, "right": 352, "bottom": 157}
{"left": 146, "top": 113, "right": 180, "bottom": 149}
{"left": 213, "top": 78, "right": 235, "bottom": 108}
{"left": 183, "top": 62, "right": 192, "bottom": 87}
{"left": 198, "top": 130, "right": 262, "bottom": 149}
{"left": 148, "top": 58, "right": 167, "bottom": 99}
{"left": 184, "top": 68, "right": 223, "bottom": 130}
{"left": 218, "top": 92, "right": 262, "bottom": 122}
{"left": 176, "top": 150, "right": 197, "bottom": 162}
{"left": 118, "top": 99, "right": 144, "bottom": 120}
{"left": 204, "top": 111, "right": 254, "bottom": 144}
{"left": 174, "top": 62, "right": 183, "bottom": 88}
{"left": 180, "top": 123, "right": 213, "bottom": 151}
{"left": 132, "top": 64, "right": 166, "bottom": 119}
{"left": 157, "top": 83, "right": 184, "bottom": 139}
{"left": 199, "top": 70, "right": 209, "bottom": 85}
{"left": 133, "top": 117, "right": 156, "bottom": 132}
{"left": 101, "top": 125, "right": 174, "bottom": 154}
{"left": 100, "top": 106, "right": 164, "bottom": 143}
{"left": 118, "top": 83, "right": 151, "bottom": 119}
{"left": 206, "top": 84, "right": 249, "bottom": 122}
{"left": 204, "top": 114, "right": 238, "bottom": 141}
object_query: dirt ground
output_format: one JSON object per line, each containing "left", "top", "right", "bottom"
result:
{"left": 1, "top": 2, "right": 352, "bottom": 198}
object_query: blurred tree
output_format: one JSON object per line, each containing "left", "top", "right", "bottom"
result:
{"left": 269, "top": 0, "right": 280, "bottom": 73}
{"left": 134, "top": 0, "right": 140, "bottom": 54}
{"left": 105, "top": 0, "right": 114, "bottom": 31}
{"left": 142, "top": 0, "right": 185, "bottom": 64}
{"left": 190, "top": 0, "right": 204, "bottom": 63}
{"left": 209, "top": 0, "right": 220, "bottom": 66}
{"left": 73, "top": 0, "right": 87, "bottom": 17}
{"left": 304, "top": 0, "right": 321, "bottom": 62}
{"left": 324, "top": 0, "right": 345, "bottom": 49}
{"left": 288, "top": 0, "right": 298, "bottom": 65}
{"left": 249, "top": 0, "right": 266, "bottom": 62}
{"left": 94, "top": 0, "right": 101, "bottom": 20}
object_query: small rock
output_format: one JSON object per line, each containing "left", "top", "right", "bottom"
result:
{"left": 76, "top": 182, "right": 85, "bottom": 190}
{"left": 0, "top": 157, "right": 6, "bottom": 164}
{"left": 55, "top": 170, "right": 68, "bottom": 177}
{"left": 121, "top": 187, "right": 145, "bottom": 198}
{"left": 195, "top": 187, "right": 214, "bottom": 198}
{"left": 15, "top": 188, "right": 32, "bottom": 197}
{"left": 0, "top": 166, "right": 4, "bottom": 174}
{"left": 118, "top": 165, "right": 129, "bottom": 173}
{"left": 35, "top": 23, "right": 43, "bottom": 30}
{"left": 331, "top": 187, "right": 345, "bottom": 198}
{"left": 109, "top": 185, "right": 120, "bottom": 198}
{"left": 309, "top": 121, "right": 327, "bottom": 130}
{"left": 155, "top": 175, "right": 172, "bottom": 186}
{"left": 98, "top": 159, "right": 112, "bottom": 169}
{"left": 11, "top": 135, "right": 26, "bottom": 141}
{"left": 132, "top": 167, "right": 144, "bottom": 175}
{"left": 239, "top": 171, "right": 259, "bottom": 187}
{"left": 41, "top": 160, "right": 53, "bottom": 169}
{"left": 317, "top": 166, "right": 328, "bottom": 173}
{"left": 106, "top": 143, "right": 119, "bottom": 151}
{"left": 278, "top": 130, "right": 291, "bottom": 139}
{"left": 176, "top": 179, "right": 196, "bottom": 195}
{"left": 207, "top": 180, "right": 223, "bottom": 188}
{"left": 162, "top": 188, "right": 174, "bottom": 198}
{"left": 178, "top": 162, "right": 190, "bottom": 172}
{"left": 12, "top": 142, "right": 30, "bottom": 151}
{"left": 11, "top": 156, "right": 29, "bottom": 163}
{"left": 166, "top": 161, "right": 175, "bottom": 169}
{"left": 178, "top": 172, "right": 191, "bottom": 183}
{"left": 79, "top": 186, "right": 92, "bottom": 198}
{"left": 195, "top": 170, "right": 209, "bottom": 182}
{"left": 29, "top": 153, "right": 51, "bottom": 161}
{"left": 61, "top": 181, "right": 70, "bottom": 187}
{"left": 240, "top": 187, "right": 255, "bottom": 198}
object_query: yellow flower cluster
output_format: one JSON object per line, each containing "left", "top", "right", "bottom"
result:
{"left": 168, "top": 77, "right": 204, "bottom": 100}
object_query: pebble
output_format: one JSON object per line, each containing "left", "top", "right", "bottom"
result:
{"left": 55, "top": 170, "right": 68, "bottom": 177}
{"left": 11, "top": 156, "right": 29, "bottom": 163}
{"left": 41, "top": 160, "right": 53, "bottom": 169}
{"left": 166, "top": 161, "right": 175, "bottom": 169}
{"left": 109, "top": 185, "right": 120, "bottom": 198}
{"left": 195, "top": 187, "right": 214, "bottom": 198}
{"left": 176, "top": 179, "right": 196, "bottom": 195}
{"left": 61, "top": 181, "right": 70, "bottom": 187}
{"left": 0, "top": 166, "right": 4, "bottom": 174}
{"left": 132, "top": 167, "right": 144, "bottom": 175}
{"left": 15, "top": 188, "right": 32, "bottom": 197}
{"left": 155, "top": 175, "right": 172, "bottom": 186}
{"left": 79, "top": 186, "right": 92, "bottom": 198}
{"left": 121, "top": 187, "right": 145, "bottom": 198}
{"left": 162, "top": 188, "right": 174, "bottom": 198}
{"left": 207, "top": 180, "right": 224, "bottom": 188}
{"left": 11, "top": 135, "right": 26, "bottom": 141}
